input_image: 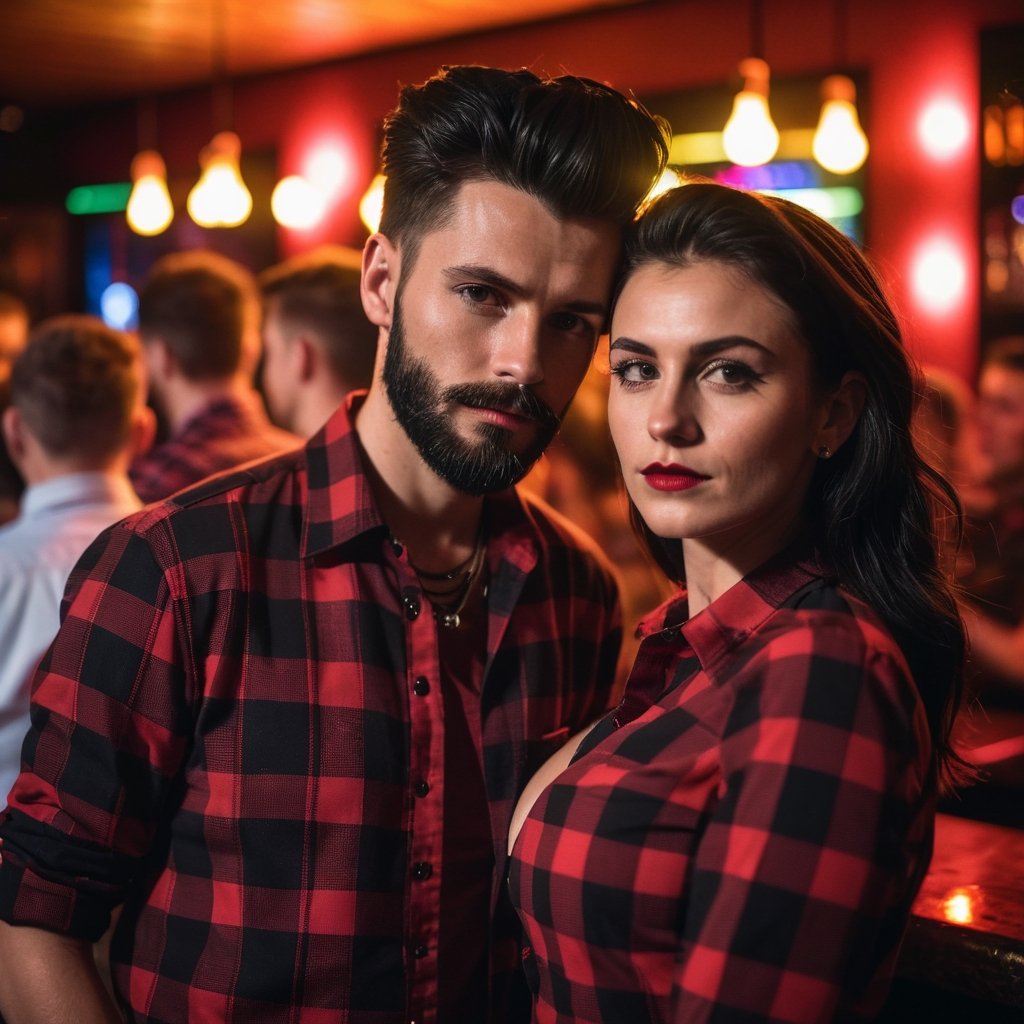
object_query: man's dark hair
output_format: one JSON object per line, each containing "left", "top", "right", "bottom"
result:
{"left": 138, "top": 249, "right": 258, "bottom": 380}
{"left": 11, "top": 314, "right": 142, "bottom": 462}
{"left": 259, "top": 246, "right": 377, "bottom": 389}
{"left": 378, "top": 65, "right": 670, "bottom": 269}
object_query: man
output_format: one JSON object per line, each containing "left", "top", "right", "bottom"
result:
{"left": 129, "top": 248, "right": 300, "bottom": 502}
{"left": 0, "top": 65, "right": 668, "bottom": 1023}
{"left": 0, "top": 316, "right": 152, "bottom": 802}
{"left": 958, "top": 336, "right": 1024, "bottom": 699}
{"left": 259, "top": 245, "right": 378, "bottom": 436}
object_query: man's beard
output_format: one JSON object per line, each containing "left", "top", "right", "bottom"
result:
{"left": 382, "top": 296, "right": 562, "bottom": 495}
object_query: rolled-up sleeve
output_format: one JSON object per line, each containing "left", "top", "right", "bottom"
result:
{"left": 0, "top": 517, "right": 192, "bottom": 941}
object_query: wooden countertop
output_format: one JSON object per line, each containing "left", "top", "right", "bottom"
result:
{"left": 898, "top": 813, "right": 1024, "bottom": 1007}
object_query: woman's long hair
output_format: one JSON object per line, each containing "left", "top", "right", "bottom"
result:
{"left": 617, "top": 182, "right": 968, "bottom": 790}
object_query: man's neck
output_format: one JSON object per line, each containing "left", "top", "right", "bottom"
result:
{"left": 354, "top": 385, "right": 485, "bottom": 574}
{"left": 158, "top": 376, "right": 248, "bottom": 433}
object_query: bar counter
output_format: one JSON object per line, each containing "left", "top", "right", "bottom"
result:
{"left": 881, "top": 812, "right": 1024, "bottom": 1020}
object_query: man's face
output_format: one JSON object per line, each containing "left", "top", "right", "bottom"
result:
{"left": 260, "top": 299, "right": 299, "bottom": 432}
{"left": 381, "top": 179, "right": 621, "bottom": 495}
{"left": 976, "top": 363, "right": 1024, "bottom": 484}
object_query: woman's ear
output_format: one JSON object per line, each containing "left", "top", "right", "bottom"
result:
{"left": 814, "top": 371, "right": 867, "bottom": 458}
{"left": 360, "top": 233, "right": 399, "bottom": 331}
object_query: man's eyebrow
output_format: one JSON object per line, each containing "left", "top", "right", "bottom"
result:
{"left": 444, "top": 264, "right": 608, "bottom": 317}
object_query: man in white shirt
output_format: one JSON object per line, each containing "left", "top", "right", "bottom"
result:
{"left": 0, "top": 315, "right": 154, "bottom": 801}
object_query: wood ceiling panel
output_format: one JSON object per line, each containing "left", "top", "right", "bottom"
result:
{"left": 0, "top": 0, "right": 637, "bottom": 107}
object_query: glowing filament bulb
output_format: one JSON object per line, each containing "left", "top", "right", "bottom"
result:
{"left": 271, "top": 175, "right": 326, "bottom": 230}
{"left": 187, "top": 131, "right": 252, "bottom": 228}
{"left": 722, "top": 58, "right": 780, "bottom": 168}
{"left": 813, "top": 75, "right": 869, "bottom": 175}
{"left": 126, "top": 150, "right": 173, "bottom": 236}
{"left": 359, "top": 173, "right": 386, "bottom": 234}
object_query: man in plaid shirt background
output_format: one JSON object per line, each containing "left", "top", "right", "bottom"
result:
{"left": 0, "top": 66, "right": 669, "bottom": 1023}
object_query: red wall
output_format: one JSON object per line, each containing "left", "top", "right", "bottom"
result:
{"left": 66, "top": 0, "right": 1023, "bottom": 382}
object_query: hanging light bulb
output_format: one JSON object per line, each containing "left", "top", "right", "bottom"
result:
{"left": 813, "top": 75, "right": 869, "bottom": 174}
{"left": 271, "top": 174, "right": 326, "bottom": 230}
{"left": 722, "top": 57, "right": 779, "bottom": 167}
{"left": 187, "top": 130, "right": 252, "bottom": 228}
{"left": 126, "top": 150, "right": 173, "bottom": 236}
{"left": 359, "top": 173, "right": 386, "bottom": 234}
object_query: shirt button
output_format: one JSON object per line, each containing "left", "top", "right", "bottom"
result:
{"left": 404, "top": 596, "right": 420, "bottom": 620}
{"left": 413, "top": 944, "right": 429, "bottom": 959}
{"left": 412, "top": 861, "right": 433, "bottom": 880}
{"left": 415, "top": 780, "right": 430, "bottom": 797}
{"left": 413, "top": 676, "right": 430, "bottom": 696}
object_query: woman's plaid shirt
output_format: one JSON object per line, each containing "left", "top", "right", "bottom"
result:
{"left": 0, "top": 397, "right": 620, "bottom": 1024}
{"left": 510, "top": 553, "right": 934, "bottom": 1023}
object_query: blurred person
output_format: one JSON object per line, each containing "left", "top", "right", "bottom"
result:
{"left": 0, "top": 291, "right": 29, "bottom": 386}
{"left": 912, "top": 365, "right": 984, "bottom": 575}
{"left": 0, "top": 315, "right": 152, "bottom": 803}
{"left": 129, "top": 248, "right": 300, "bottom": 503}
{"left": 509, "top": 183, "right": 967, "bottom": 1022}
{"left": 0, "top": 65, "right": 668, "bottom": 1024}
{"left": 0, "top": 379, "right": 24, "bottom": 526}
{"left": 958, "top": 336, "right": 1024, "bottom": 699}
{"left": 259, "top": 245, "right": 378, "bottom": 436}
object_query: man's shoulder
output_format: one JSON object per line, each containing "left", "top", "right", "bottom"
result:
{"left": 119, "top": 445, "right": 311, "bottom": 548}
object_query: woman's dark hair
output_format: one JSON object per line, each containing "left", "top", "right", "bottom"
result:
{"left": 617, "top": 181, "right": 967, "bottom": 790}
{"left": 378, "top": 65, "right": 670, "bottom": 271}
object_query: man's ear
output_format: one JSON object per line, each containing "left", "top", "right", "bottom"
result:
{"left": 813, "top": 371, "right": 867, "bottom": 457}
{"left": 361, "top": 233, "right": 399, "bottom": 331}
{"left": 143, "top": 336, "right": 176, "bottom": 381}
{"left": 128, "top": 404, "right": 157, "bottom": 460}
{"left": 295, "top": 335, "right": 318, "bottom": 384}
{"left": 1, "top": 404, "right": 26, "bottom": 468}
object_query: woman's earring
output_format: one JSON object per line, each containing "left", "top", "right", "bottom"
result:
{"left": 817, "top": 445, "right": 832, "bottom": 459}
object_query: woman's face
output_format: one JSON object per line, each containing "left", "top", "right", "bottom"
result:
{"left": 608, "top": 259, "right": 831, "bottom": 569}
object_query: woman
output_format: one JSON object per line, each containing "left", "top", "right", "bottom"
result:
{"left": 508, "top": 182, "right": 966, "bottom": 1023}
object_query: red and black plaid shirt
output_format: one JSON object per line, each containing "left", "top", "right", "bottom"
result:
{"left": 0, "top": 395, "right": 620, "bottom": 1023}
{"left": 510, "top": 551, "right": 934, "bottom": 1023}
{"left": 129, "top": 391, "right": 300, "bottom": 503}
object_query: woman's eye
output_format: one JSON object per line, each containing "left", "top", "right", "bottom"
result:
{"left": 702, "top": 360, "right": 761, "bottom": 387}
{"left": 611, "top": 360, "right": 657, "bottom": 383}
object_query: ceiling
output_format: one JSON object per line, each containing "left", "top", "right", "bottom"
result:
{"left": 0, "top": 0, "right": 636, "bottom": 108}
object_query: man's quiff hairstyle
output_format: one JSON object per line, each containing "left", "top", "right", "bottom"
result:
{"left": 378, "top": 65, "right": 670, "bottom": 268}
{"left": 11, "top": 315, "right": 142, "bottom": 462}
{"left": 138, "top": 249, "right": 258, "bottom": 380}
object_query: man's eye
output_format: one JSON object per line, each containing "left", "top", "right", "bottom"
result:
{"left": 458, "top": 285, "right": 498, "bottom": 305}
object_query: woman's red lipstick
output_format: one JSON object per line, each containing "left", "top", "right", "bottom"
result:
{"left": 641, "top": 463, "right": 709, "bottom": 492}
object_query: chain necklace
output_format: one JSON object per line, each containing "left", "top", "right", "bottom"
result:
{"left": 394, "top": 519, "right": 487, "bottom": 629}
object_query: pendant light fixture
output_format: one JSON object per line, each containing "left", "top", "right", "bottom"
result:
{"left": 812, "top": 0, "right": 869, "bottom": 175}
{"left": 722, "top": 0, "right": 779, "bottom": 168}
{"left": 126, "top": 98, "right": 173, "bottom": 236}
{"left": 187, "top": 0, "right": 252, "bottom": 229}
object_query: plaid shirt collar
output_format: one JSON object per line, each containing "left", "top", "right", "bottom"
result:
{"left": 637, "top": 545, "right": 832, "bottom": 684}
{"left": 301, "top": 391, "right": 539, "bottom": 576}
